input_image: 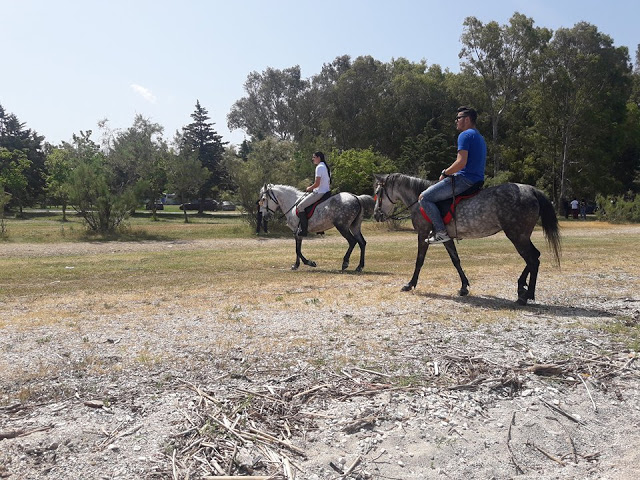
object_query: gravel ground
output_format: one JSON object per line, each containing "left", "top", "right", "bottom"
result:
{"left": 1, "top": 228, "right": 639, "bottom": 479}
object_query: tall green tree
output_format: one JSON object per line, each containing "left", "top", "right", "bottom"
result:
{"left": 226, "top": 137, "right": 298, "bottom": 214}
{"left": 228, "top": 67, "right": 309, "bottom": 141}
{"left": 108, "top": 115, "right": 168, "bottom": 218}
{"left": 181, "top": 101, "right": 227, "bottom": 213}
{"left": 0, "top": 104, "right": 46, "bottom": 208}
{"left": 459, "top": 13, "right": 551, "bottom": 176}
{"left": 166, "top": 151, "right": 210, "bottom": 223}
{"left": 530, "top": 22, "right": 632, "bottom": 203}
{"left": 0, "top": 147, "right": 31, "bottom": 214}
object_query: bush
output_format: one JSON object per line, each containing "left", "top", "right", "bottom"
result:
{"left": 331, "top": 148, "right": 395, "bottom": 195}
{"left": 595, "top": 193, "right": 640, "bottom": 223}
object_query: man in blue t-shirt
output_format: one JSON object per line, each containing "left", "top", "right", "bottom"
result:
{"left": 419, "top": 106, "right": 487, "bottom": 244}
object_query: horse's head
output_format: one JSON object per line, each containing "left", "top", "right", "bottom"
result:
{"left": 258, "top": 184, "right": 279, "bottom": 218}
{"left": 373, "top": 174, "right": 395, "bottom": 222}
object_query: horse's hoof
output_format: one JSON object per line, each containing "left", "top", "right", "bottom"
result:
{"left": 401, "top": 284, "right": 414, "bottom": 292}
{"left": 459, "top": 288, "right": 469, "bottom": 296}
{"left": 355, "top": 266, "right": 363, "bottom": 273}
{"left": 308, "top": 261, "right": 317, "bottom": 268}
{"left": 342, "top": 263, "right": 349, "bottom": 271}
{"left": 516, "top": 297, "right": 528, "bottom": 306}
{"left": 291, "top": 265, "right": 299, "bottom": 270}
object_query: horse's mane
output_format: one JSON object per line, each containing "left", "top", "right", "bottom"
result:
{"left": 387, "top": 173, "right": 433, "bottom": 195}
{"left": 270, "top": 184, "right": 304, "bottom": 196}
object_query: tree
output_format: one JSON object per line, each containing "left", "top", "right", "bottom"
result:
{"left": 228, "top": 67, "right": 309, "bottom": 141}
{"left": 45, "top": 146, "right": 74, "bottom": 221}
{"left": 108, "top": 115, "right": 168, "bottom": 218}
{"left": 181, "top": 101, "right": 227, "bottom": 213}
{"left": 530, "top": 22, "right": 632, "bottom": 203}
{"left": 166, "top": 151, "right": 210, "bottom": 223}
{"left": 459, "top": 13, "right": 551, "bottom": 176}
{"left": 68, "top": 152, "right": 136, "bottom": 233}
{"left": 397, "top": 119, "right": 455, "bottom": 178}
{"left": 0, "top": 104, "right": 46, "bottom": 208}
{"left": 0, "top": 147, "right": 31, "bottom": 214}
{"left": 225, "top": 137, "right": 298, "bottom": 216}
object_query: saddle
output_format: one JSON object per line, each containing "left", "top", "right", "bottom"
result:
{"left": 420, "top": 181, "right": 484, "bottom": 225}
{"left": 296, "top": 191, "right": 332, "bottom": 219}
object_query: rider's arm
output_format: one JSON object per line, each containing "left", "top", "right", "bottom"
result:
{"left": 306, "top": 176, "right": 321, "bottom": 192}
{"left": 440, "top": 150, "right": 468, "bottom": 180}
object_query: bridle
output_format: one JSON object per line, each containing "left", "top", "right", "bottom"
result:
{"left": 260, "top": 187, "right": 280, "bottom": 216}
{"left": 375, "top": 178, "right": 416, "bottom": 221}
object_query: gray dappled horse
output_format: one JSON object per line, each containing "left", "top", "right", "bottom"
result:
{"left": 259, "top": 184, "right": 375, "bottom": 272}
{"left": 373, "top": 173, "right": 561, "bottom": 305}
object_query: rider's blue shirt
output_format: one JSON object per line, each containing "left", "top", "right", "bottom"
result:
{"left": 456, "top": 128, "right": 486, "bottom": 183}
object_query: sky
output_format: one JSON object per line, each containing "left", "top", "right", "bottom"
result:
{"left": 2, "top": 0, "right": 638, "bottom": 148}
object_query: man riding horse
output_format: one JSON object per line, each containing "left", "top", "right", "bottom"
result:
{"left": 419, "top": 106, "right": 487, "bottom": 244}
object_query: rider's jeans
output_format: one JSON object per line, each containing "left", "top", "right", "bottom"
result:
{"left": 419, "top": 176, "right": 475, "bottom": 233}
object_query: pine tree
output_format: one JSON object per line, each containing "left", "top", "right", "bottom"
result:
{"left": 180, "top": 101, "right": 227, "bottom": 211}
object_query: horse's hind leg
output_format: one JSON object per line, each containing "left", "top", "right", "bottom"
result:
{"left": 335, "top": 225, "right": 358, "bottom": 271}
{"left": 352, "top": 228, "right": 367, "bottom": 272}
{"left": 444, "top": 240, "right": 470, "bottom": 296}
{"left": 510, "top": 238, "right": 540, "bottom": 305}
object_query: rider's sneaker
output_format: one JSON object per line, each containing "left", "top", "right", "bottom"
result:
{"left": 427, "top": 231, "right": 451, "bottom": 244}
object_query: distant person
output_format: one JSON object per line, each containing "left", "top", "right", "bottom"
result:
{"left": 571, "top": 198, "right": 579, "bottom": 219}
{"left": 579, "top": 199, "right": 587, "bottom": 220}
{"left": 255, "top": 200, "right": 268, "bottom": 235}
{"left": 419, "top": 106, "right": 487, "bottom": 244}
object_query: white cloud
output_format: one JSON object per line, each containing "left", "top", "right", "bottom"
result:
{"left": 130, "top": 84, "right": 157, "bottom": 104}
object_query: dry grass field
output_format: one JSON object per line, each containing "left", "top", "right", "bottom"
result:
{"left": 1, "top": 216, "right": 639, "bottom": 479}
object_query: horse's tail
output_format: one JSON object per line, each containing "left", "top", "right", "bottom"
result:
{"left": 535, "top": 189, "right": 562, "bottom": 266}
{"left": 357, "top": 194, "right": 375, "bottom": 219}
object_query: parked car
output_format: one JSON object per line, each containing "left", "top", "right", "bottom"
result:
{"left": 220, "top": 201, "right": 236, "bottom": 211}
{"left": 179, "top": 199, "right": 219, "bottom": 211}
{"left": 145, "top": 201, "right": 164, "bottom": 210}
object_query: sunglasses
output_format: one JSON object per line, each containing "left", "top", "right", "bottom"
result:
{"left": 455, "top": 115, "right": 467, "bottom": 122}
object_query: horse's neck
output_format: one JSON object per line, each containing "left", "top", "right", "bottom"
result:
{"left": 393, "top": 176, "right": 426, "bottom": 207}
{"left": 273, "top": 186, "right": 303, "bottom": 216}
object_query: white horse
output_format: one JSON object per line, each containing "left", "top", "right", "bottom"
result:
{"left": 259, "top": 184, "right": 375, "bottom": 271}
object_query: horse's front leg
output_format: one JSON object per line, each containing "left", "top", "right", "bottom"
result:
{"left": 402, "top": 231, "right": 430, "bottom": 291}
{"left": 292, "top": 235, "right": 316, "bottom": 270}
{"left": 443, "top": 240, "right": 470, "bottom": 296}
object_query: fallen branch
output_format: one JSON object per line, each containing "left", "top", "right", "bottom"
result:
{"left": 527, "top": 441, "right": 566, "bottom": 466}
{"left": 506, "top": 412, "right": 524, "bottom": 474}
{"left": 292, "top": 384, "right": 330, "bottom": 400}
{"left": 541, "top": 399, "right": 584, "bottom": 425}
{"left": 342, "top": 455, "right": 362, "bottom": 477}
{"left": 352, "top": 367, "right": 393, "bottom": 378}
{"left": 578, "top": 374, "right": 597, "bottom": 412}
{"left": 0, "top": 425, "right": 53, "bottom": 440}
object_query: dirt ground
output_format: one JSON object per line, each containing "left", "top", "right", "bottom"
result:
{"left": 1, "top": 227, "right": 640, "bottom": 479}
